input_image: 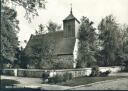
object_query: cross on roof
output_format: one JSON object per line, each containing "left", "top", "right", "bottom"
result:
{"left": 70, "top": 3, "right": 72, "bottom": 14}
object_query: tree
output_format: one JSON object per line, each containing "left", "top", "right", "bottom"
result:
{"left": 27, "top": 36, "right": 55, "bottom": 69}
{"left": 35, "top": 21, "right": 61, "bottom": 35}
{"left": 98, "top": 15, "right": 122, "bottom": 66}
{"left": 47, "top": 21, "right": 61, "bottom": 32}
{"left": 76, "top": 16, "right": 97, "bottom": 68}
{"left": 119, "top": 25, "right": 128, "bottom": 66}
{"left": 2, "top": 0, "right": 47, "bottom": 22}
{"left": 1, "top": 0, "right": 47, "bottom": 68}
{"left": 1, "top": 6, "right": 19, "bottom": 68}
{"left": 35, "top": 24, "right": 45, "bottom": 35}
{"left": 30, "top": 21, "right": 61, "bottom": 69}
{"left": 12, "top": 47, "right": 29, "bottom": 68}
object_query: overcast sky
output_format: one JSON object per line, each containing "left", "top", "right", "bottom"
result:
{"left": 15, "top": 0, "right": 128, "bottom": 48}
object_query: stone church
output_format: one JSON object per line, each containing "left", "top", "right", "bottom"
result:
{"left": 24, "top": 8, "right": 80, "bottom": 68}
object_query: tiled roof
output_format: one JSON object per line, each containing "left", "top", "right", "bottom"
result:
{"left": 63, "top": 13, "right": 80, "bottom": 23}
{"left": 25, "top": 31, "right": 75, "bottom": 56}
{"left": 64, "top": 14, "right": 75, "bottom": 20}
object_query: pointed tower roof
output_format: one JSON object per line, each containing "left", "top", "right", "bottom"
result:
{"left": 63, "top": 4, "right": 80, "bottom": 23}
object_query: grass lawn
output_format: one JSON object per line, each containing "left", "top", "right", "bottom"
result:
{"left": 57, "top": 76, "right": 127, "bottom": 86}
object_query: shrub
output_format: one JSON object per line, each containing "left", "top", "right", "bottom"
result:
{"left": 42, "top": 72, "right": 49, "bottom": 79}
{"left": 99, "top": 70, "right": 111, "bottom": 77}
{"left": 48, "top": 74, "right": 63, "bottom": 84}
{"left": 90, "top": 65, "right": 99, "bottom": 77}
{"left": 42, "top": 71, "right": 49, "bottom": 83}
{"left": 48, "top": 73, "right": 73, "bottom": 84}
{"left": 123, "top": 61, "right": 128, "bottom": 72}
{"left": 63, "top": 73, "right": 73, "bottom": 81}
{"left": 54, "top": 75, "right": 64, "bottom": 83}
{"left": 123, "top": 66, "right": 128, "bottom": 72}
{"left": 48, "top": 77, "right": 54, "bottom": 83}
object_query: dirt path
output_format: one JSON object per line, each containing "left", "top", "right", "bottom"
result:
{"left": 1, "top": 75, "right": 71, "bottom": 90}
{"left": 109, "top": 72, "right": 128, "bottom": 76}
{"left": 1, "top": 72, "right": 128, "bottom": 90}
{"left": 1, "top": 75, "right": 42, "bottom": 85}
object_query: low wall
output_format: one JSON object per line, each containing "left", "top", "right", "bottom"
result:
{"left": 2, "top": 69, "right": 16, "bottom": 76}
{"left": 1, "top": 66, "right": 123, "bottom": 78}
{"left": 99, "top": 66, "right": 122, "bottom": 73}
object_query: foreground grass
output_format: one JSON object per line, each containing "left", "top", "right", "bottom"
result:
{"left": 57, "top": 76, "right": 127, "bottom": 86}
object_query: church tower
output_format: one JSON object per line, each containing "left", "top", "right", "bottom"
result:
{"left": 63, "top": 5, "right": 80, "bottom": 38}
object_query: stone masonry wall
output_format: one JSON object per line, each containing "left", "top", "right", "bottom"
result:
{"left": 53, "top": 55, "right": 74, "bottom": 69}
{"left": 2, "top": 66, "right": 123, "bottom": 78}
